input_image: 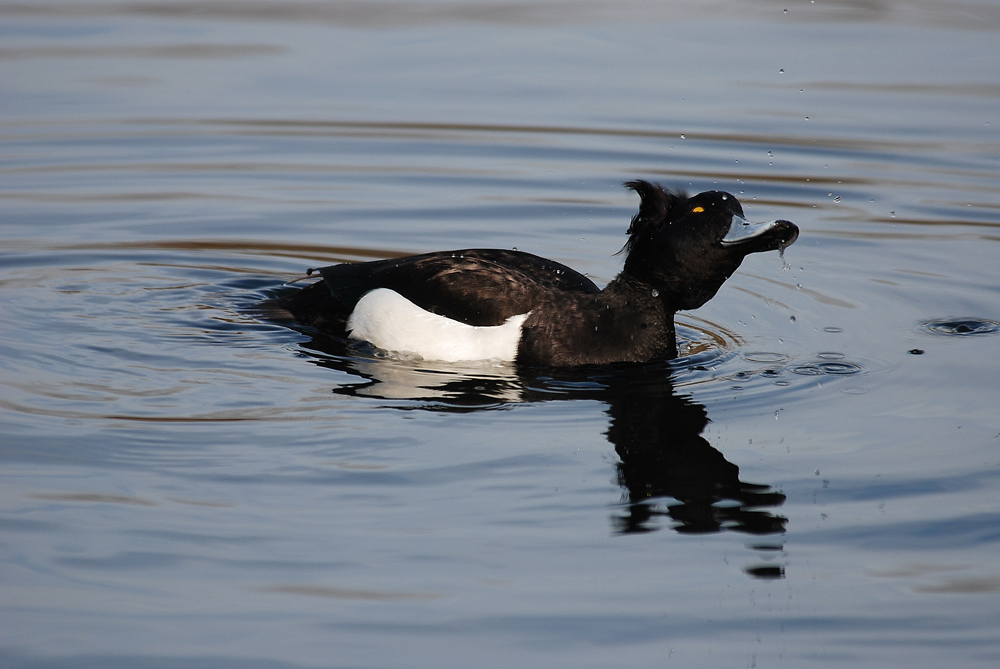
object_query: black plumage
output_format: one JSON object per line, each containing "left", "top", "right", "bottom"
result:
{"left": 267, "top": 181, "right": 798, "bottom": 366}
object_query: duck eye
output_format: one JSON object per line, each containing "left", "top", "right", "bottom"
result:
{"left": 692, "top": 206, "right": 704, "bottom": 213}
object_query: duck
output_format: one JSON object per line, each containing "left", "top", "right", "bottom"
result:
{"left": 269, "top": 180, "right": 798, "bottom": 366}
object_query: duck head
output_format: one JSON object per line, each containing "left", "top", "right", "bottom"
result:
{"left": 622, "top": 180, "right": 799, "bottom": 311}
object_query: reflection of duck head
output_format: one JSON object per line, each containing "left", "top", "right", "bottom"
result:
{"left": 298, "top": 337, "right": 786, "bottom": 539}
{"left": 604, "top": 376, "right": 786, "bottom": 536}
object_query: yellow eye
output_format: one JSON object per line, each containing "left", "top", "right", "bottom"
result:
{"left": 692, "top": 206, "right": 704, "bottom": 213}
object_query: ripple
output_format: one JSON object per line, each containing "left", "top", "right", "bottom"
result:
{"left": 791, "top": 361, "right": 864, "bottom": 376}
{"left": 920, "top": 318, "right": 1000, "bottom": 336}
{"left": 671, "top": 318, "right": 744, "bottom": 375}
{"left": 743, "top": 351, "right": 791, "bottom": 364}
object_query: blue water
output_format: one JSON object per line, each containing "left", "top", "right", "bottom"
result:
{"left": 2, "top": 2, "right": 1000, "bottom": 667}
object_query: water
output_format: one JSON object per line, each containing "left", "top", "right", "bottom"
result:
{"left": 2, "top": 1, "right": 1000, "bottom": 667}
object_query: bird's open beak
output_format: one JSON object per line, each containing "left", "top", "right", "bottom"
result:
{"left": 721, "top": 214, "right": 799, "bottom": 252}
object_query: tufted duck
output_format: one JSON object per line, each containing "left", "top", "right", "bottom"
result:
{"left": 270, "top": 181, "right": 798, "bottom": 366}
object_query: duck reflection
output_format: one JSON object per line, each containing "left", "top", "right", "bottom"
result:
{"left": 297, "top": 333, "right": 787, "bottom": 543}
{"left": 605, "top": 378, "right": 786, "bottom": 536}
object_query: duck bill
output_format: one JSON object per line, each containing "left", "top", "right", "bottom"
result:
{"left": 721, "top": 214, "right": 799, "bottom": 253}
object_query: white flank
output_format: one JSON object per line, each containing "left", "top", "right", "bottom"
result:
{"left": 346, "top": 288, "right": 528, "bottom": 362}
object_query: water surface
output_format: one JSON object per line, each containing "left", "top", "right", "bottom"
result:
{"left": 2, "top": 1, "right": 1000, "bottom": 667}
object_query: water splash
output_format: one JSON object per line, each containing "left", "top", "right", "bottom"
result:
{"left": 920, "top": 319, "right": 1000, "bottom": 336}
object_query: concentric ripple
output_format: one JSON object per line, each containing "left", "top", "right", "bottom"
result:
{"left": 920, "top": 319, "right": 1000, "bottom": 336}
{"left": 672, "top": 317, "right": 745, "bottom": 371}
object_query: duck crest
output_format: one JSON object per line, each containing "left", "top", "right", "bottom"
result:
{"left": 622, "top": 180, "right": 687, "bottom": 254}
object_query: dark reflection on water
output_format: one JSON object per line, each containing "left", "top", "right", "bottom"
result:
{"left": 604, "top": 376, "right": 787, "bottom": 538}
{"left": 282, "top": 325, "right": 788, "bottom": 561}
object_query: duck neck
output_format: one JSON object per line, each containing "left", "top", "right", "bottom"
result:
{"left": 602, "top": 272, "right": 678, "bottom": 360}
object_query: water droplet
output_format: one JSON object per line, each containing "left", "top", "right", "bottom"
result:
{"left": 680, "top": 134, "right": 686, "bottom": 139}
{"left": 779, "top": 68, "right": 785, "bottom": 74}
{"left": 651, "top": 289, "right": 659, "bottom": 298}
{"left": 834, "top": 196, "right": 841, "bottom": 202}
